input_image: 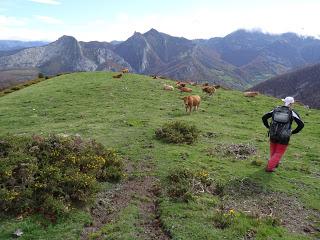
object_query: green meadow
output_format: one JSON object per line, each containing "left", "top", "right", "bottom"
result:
{"left": 0, "top": 72, "right": 319, "bottom": 240}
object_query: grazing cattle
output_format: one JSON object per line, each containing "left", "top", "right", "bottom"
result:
{"left": 212, "top": 84, "right": 220, "bottom": 89}
{"left": 244, "top": 91, "right": 259, "bottom": 97}
{"left": 180, "top": 87, "right": 192, "bottom": 92}
{"left": 186, "top": 80, "right": 196, "bottom": 85}
{"left": 121, "top": 68, "right": 129, "bottom": 73}
{"left": 202, "top": 83, "right": 209, "bottom": 86}
{"left": 202, "top": 86, "right": 216, "bottom": 96}
{"left": 112, "top": 73, "right": 123, "bottom": 78}
{"left": 176, "top": 81, "right": 187, "bottom": 88}
{"left": 183, "top": 95, "right": 201, "bottom": 113}
{"left": 163, "top": 84, "right": 174, "bottom": 91}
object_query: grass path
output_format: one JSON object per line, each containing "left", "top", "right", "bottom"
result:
{"left": 81, "top": 159, "right": 170, "bottom": 240}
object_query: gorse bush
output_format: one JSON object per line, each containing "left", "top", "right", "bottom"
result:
{"left": 212, "top": 208, "right": 236, "bottom": 229}
{"left": 155, "top": 121, "right": 200, "bottom": 144}
{"left": 166, "top": 168, "right": 194, "bottom": 202}
{"left": 0, "top": 134, "right": 123, "bottom": 217}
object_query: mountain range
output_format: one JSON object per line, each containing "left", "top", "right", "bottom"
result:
{"left": 1, "top": 29, "right": 320, "bottom": 90}
{"left": 0, "top": 40, "right": 48, "bottom": 52}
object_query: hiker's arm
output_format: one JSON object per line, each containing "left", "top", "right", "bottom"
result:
{"left": 262, "top": 111, "right": 273, "bottom": 129}
{"left": 291, "top": 111, "right": 304, "bottom": 134}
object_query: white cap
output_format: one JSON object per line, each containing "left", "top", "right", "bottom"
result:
{"left": 282, "top": 96, "right": 294, "bottom": 106}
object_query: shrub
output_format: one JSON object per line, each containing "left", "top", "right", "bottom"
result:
{"left": 11, "top": 86, "right": 22, "bottom": 91}
{"left": 213, "top": 181, "right": 225, "bottom": 196}
{"left": 155, "top": 121, "right": 199, "bottom": 144}
{"left": 0, "top": 134, "right": 123, "bottom": 217}
{"left": 213, "top": 208, "right": 236, "bottom": 229}
{"left": 3, "top": 89, "right": 14, "bottom": 94}
{"left": 38, "top": 72, "right": 44, "bottom": 78}
{"left": 166, "top": 168, "right": 213, "bottom": 202}
{"left": 0, "top": 140, "right": 11, "bottom": 157}
{"left": 166, "top": 168, "right": 194, "bottom": 202}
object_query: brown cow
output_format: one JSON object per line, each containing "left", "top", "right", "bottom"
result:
{"left": 202, "top": 86, "right": 216, "bottom": 96}
{"left": 121, "top": 68, "right": 129, "bottom": 73}
{"left": 179, "top": 87, "right": 192, "bottom": 92}
{"left": 176, "top": 81, "right": 187, "bottom": 88}
{"left": 183, "top": 95, "right": 201, "bottom": 113}
{"left": 244, "top": 91, "right": 259, "bottom": 97}
{"left": 112, "top": 73, "right": 123, "bottom": 78}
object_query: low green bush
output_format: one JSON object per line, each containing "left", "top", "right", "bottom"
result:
{"left": 212, "top": 208, "right": 236, "bottom": 229}
{"left": 11, "top": 86, "right": 22, "bottom": 91}
{"left": 3, "top": 89, "right": 14, "bottom": 94}
{"left": 0, "top": 134, "right": 123, "bottom": 217}
{"left": 155, "top": 121, "right": 199, "bottom": 144}
{"left": 166, "top": 168, "right": 213, "bottom": 202}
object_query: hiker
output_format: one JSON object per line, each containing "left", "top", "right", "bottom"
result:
{"left": 262, "top": 97, "right": 304, "bottom": 172}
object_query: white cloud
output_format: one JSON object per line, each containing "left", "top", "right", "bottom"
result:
{"left": 34, "top": 15, "right": 63, "bottom": 24}
{"left": 0, "top": 15, "right": 59, "bottom": 41}
{"left": 1, "top": 2, "right": 320, "bottom": 42}
{"left": 0, "top": 15, "right": 28, "bottom": 27}
{"left": 0, "top": 26, "right": 60, "bottom": 41}
{"left": 62, "top": 1, "right": 320, "bottom": 42}
{"left": 29, "top": 0, "right": 61, "bottom": 5}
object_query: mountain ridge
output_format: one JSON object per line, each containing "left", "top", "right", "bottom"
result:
{"left": 1, "top": 29, "right": 320, "bottom": 90}
{"left": 250, "top": 63, "right": 320, "bottom": 109}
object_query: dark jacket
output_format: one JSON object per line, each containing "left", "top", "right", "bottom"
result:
{"left": 262, "top": 106, "right": 304, "bottom": 144}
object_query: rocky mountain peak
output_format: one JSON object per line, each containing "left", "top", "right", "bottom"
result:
{"left": 144, "top": 28, "right": 160, "bottom": 36}
{"left": 55, "top": 35, "right": 78, "bottom": 45}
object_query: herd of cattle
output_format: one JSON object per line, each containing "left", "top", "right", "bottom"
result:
{"left": 113, "top": 69, "right": 260, "bottom": 113}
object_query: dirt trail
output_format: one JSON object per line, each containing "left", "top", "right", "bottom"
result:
{"left": 81, "top": 161, "right": 170, "bottom": 240}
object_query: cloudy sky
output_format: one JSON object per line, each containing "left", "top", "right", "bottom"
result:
{"left": 0, "top": 0, "right": 320, "bottom": 42}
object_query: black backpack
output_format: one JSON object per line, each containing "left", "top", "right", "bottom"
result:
{"left": 269, "top": 106, "right": 292, "bottom": 144}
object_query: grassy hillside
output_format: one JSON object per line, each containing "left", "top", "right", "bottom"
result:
{"left": 0, "top": 72, "right": 319, "bottom": 240}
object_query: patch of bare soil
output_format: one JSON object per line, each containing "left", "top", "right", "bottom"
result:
{"left": 135, "top": 177, "right": 170, "bottom": 240}
{"left": 223, "top": 179, "right": 320, "bottom": 235}
{"left": 207, "top": 143, "right": 257, "bottom": 160}
{"left": 81, "top": 160, "right": 170, "bottom": 240}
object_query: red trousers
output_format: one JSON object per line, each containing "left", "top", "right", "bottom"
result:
{"left": 266, "top": 142, "right": 288, "bottom": 171}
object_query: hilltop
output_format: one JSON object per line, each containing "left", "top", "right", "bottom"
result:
{"left": 0, "top": 72, "right": 319, "bottom": 239}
